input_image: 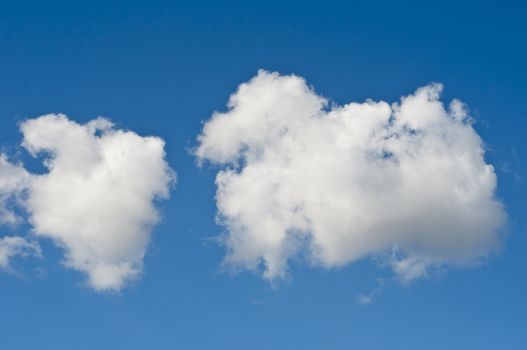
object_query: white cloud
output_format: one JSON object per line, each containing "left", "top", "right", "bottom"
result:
{"left": 0, "top": 154, "right": 29, "bottom": 225}
{"left": 0, "top": 236, "right": 40, "bottom": 271}
{"left": 356, "top": 293, "right": 375, "bottom": 305}
{"left": 14, "top": 114, "right": 175, "bottom": 291}
{"left": 195, "top": 70, "right": 506, "bottom": 282}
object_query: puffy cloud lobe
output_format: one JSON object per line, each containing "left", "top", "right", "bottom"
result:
{"left": 196, "top": 70, "right": 506, "bottom": 281}
{"left": 19, "top": 115, "right": 174, "bottom": 291}
{"left": 0, "top": 236, "right": 40, "bottom": 271}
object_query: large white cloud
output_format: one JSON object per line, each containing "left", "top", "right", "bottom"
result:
{"left": 195, "top": 70, "right": 506, "bottom": 282}
{"left": 1, "top": 114, "right": 175, "bottom": 291}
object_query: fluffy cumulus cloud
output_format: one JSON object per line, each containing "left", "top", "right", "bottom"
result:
{"left": 0, "top": 115, "right": 174, "bottom": 291}
{"left": 195, "top": 70, "right": 506, "bottom": 282}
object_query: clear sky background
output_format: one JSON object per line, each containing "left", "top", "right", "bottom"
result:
{"left": 0, "top": 1, "right": 526, "bottom": 349}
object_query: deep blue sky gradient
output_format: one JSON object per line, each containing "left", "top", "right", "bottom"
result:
{"left": 0, "top": 1, "right": 526, "bottom": 349}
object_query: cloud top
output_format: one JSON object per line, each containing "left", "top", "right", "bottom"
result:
{"left": 196, "top": 70, "right": 506, "bottom": 281}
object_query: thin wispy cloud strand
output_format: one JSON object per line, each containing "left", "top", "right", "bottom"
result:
{"left": 0, "top": 236, "right": 41, "bottom": 271}
{"left": 195, "top": 70, "right": 506, "bottom": 282}
{"left": 0, "top": 115, "right": 175, "bottom": 291}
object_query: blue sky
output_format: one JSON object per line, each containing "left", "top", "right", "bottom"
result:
{"left": 0, "top": 1, "right": 526, "bottom": 349}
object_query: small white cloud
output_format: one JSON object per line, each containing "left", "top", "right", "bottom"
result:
{"left": 13, "top": 114, "right": 175, "bottom": 291}
{"left": 0, "top": 115, "right": 174, "bottom": 291}
{"left": 0, "top": 236, "right": 41, "bottom": 271}
{"left": 195, "top": 70, "right": 506, "bottom": 282}
{"left": 0, "top": 154, "right": 30, "bottom": 225}
{"left": 356, "top": 293, "right": 373, "bottom": 305}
